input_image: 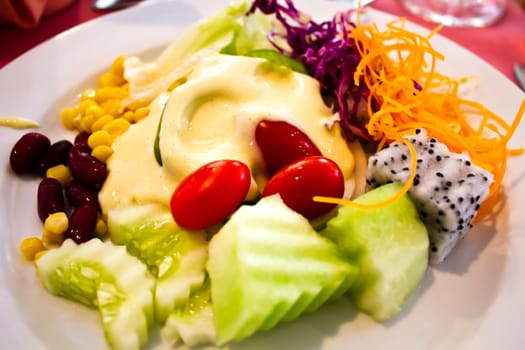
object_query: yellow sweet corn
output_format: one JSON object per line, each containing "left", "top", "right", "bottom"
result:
{"left": 133, "top": 107, "right": 150, "bottom": 122}
{"left": 44, "top": 212, "right": 69, "bottom": 235}
{"left": 88, "top": 130, "right": 113, "bottom": 149}
{"left": 81, "top": 88, "right": 96, "bottom": 100}
{"left": 59, "top": 55, "right": 141, "bottom": 145}
{"left": 60, "top": 107, "right": 79, "bottom": 130}
{"left": 103, "top": 118, "right": 130, "bottom": 138}
{"left": 79, "top": 99, "right": 97, "bottom": 114}
{"left": 79, "top": 113, "right": 97, "bottom": 133}
{"left": 34, "top": 250, "right": 48, "bottom": 261}
{"left": 91, "top": 145, "right": 114, "bottom": 163}
{"left": 20, "top": 237, "right": 46, "bottom": 261}
{"left": 94, "top": 218, "right": 107, "bottom": 237}
{"left": 41, "top": 228, "right": 64, "bottom": 247}
{"left": 98, "top": 71, "right": 125, "bottom": 88}
{"left": 100, "top": 98, "right": 122, "bottom": 117}
{"left": 46, "top": 164, "right": 72, "bottom": 186}
{"left": 121, "top": 110, "right": 135, "bottom": 123}
{"left": 111, "top": 55, "right": 126, "bottom": 80}
{"left": 91, "top": 114, "right": 114, "bottom": 132}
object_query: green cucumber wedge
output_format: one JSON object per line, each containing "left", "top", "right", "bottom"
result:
{"left": 35, "top": 238, "right": 155, "bottom": 350}
{"left": 322, "top": 182, "right": 429, "bottom": 321}
{"left": 107, "top": 203, "right": 208, "bottom": 323}
{"left": 161, "top": 278, "right": 217, "bottom": 347}
{"left": 207, "top": 194, "right": 358, "bottom": 345}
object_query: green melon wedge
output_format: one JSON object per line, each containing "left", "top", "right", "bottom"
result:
{"left": 207, "top": 194, "right": 359, "bottom": 345}
{"left": 107, "top": 203, "right": 208, "bottom": 323}
{"left": 322, "top": 182, "right": 429, "bottom": 321}
{"left": 161, "top": 278, "right": 217, "bottom": 347}
{"left": 35, "top": 239, "right": 155, "bottom": 350}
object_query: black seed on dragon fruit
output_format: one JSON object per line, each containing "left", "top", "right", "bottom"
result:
{"left": 366, "top": 129, "right": 494, "bottom": 265}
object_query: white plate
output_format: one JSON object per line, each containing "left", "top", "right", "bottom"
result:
{"left": 1, "top": 0, "right": 524, "bottom": 349}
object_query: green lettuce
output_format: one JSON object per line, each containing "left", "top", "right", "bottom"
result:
{"left": 123, "top": 0, "right": 273, "bottom": 105}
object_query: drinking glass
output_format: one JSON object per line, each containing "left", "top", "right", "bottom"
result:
{"left": 400, "top": 0, "right": 507, "bottom": 27}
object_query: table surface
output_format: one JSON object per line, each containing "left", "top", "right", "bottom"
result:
{"left": 0, "top": 0, "right": 524, "bottom": 87}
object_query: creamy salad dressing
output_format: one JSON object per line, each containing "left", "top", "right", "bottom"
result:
{"left": 0, "top": 116, "right": 40, "bottom": 129}
{"left": 99, "top": 54, "right": 356, "bottom": 213}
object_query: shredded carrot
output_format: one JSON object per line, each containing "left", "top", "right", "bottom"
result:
{"left": 314, "top": 138, "right": 417, "bottom": 209}
{"left": 342, "top": 18, "right": 524, "bottom": 220}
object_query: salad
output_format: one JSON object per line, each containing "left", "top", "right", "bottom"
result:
{"left": 3, "top": 0, "right": 524, "bottom": 349}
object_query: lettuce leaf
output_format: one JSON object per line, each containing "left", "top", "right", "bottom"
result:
{"left": 123, "top": 0, "right": 273, "bottom": 106}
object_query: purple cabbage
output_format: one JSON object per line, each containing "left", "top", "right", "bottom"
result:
{"left": 249, "top": 0, "right": 373, "bottom": 141}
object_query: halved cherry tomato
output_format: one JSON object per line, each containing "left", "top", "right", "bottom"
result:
{"left": 255, "top": 120, "right": 322, "bottom": 175}
{"left": 170, "top": 160, "right": 251, "bottom": 230}
{"left": 262, "top": 156, "right": 344, "bottom": 220}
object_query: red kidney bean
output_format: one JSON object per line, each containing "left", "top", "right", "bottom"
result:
{"left": 10, "top": 132, "right": 51, "bottom": 175}
{"left": 64, "top": 204, "right": 98, "bottom": 244}
{"left": 68, "top": 143, "right": 107, "bottom": 189}
{"left": 74, "top": 131, "right": 91, "bottom": 145}
{"left": 65, "top": 180, "right": 100, "bottom": 210}
{"left": 36, "top": 140, "right": 73, "bottom": 175}
{"left": 37, "top": 177, "right": 65, "bottom": 222}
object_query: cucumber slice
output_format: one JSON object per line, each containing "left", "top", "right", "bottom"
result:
{"left": 207, "top": 194, "right": 358, "bottom": 345}
{"left": 161, "top": 278, "right": 217, "bottom": 347}
{"left": 107, "top": 203, "right": 208, "bottom": 323}
{"left": 35, "top": 239, "right": 155, "bottom": 350}
{"left": 322, "top": 182, "right": 429, "bottom": 321}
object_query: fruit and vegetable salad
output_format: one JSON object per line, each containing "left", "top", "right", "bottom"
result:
{"left": 5, "top": 0, "right": 524, "bottom": 349}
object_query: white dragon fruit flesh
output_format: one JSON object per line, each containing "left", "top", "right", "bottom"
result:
{"left": 366, "top": 129, "right": 494, "bottom": 264}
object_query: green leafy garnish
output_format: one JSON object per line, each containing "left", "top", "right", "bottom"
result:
{"left": 154, "top": 100, "right": 169, "bottom": 167}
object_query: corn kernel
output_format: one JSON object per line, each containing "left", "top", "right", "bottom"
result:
{"left": 46, "top": 165, "right": 72, "bottom": 186}
{"left": 44, "top": 212, "right": 69, "bottom": 235}
{"left": 85, "top": 104, "right": 105, "bottom": 119}
{"left": 94, "top": 87, "right": 113, "bottom": 103}
{"left": 81, "top": 88, "right": 96, "bottom": 100}
{"left": 41, "top": 228, "right": 64, "bottom": 247}
{"left": 79, "top": 114, "right": 98, "bottom": 132}
{"left": 133, "top": 107, "right": 150, "bottom": 122}
{"left": 121, "top": 110, "right": 135, "bottom": 122}
{"left": 79, "top": 99, "right": 97, "bottom": 114}
{"left": 88, "top": 130, "right": 113, "bottom": 149}
{"left": 60, "top": 107, "right": 79, "bottom": 130}
{"left": 91, "top": 145, "right": 114, "bottom": 163}
{"left": 94, "top": 218, "right": 107, "bottom": 237}
{"left": 34, "top": 250, "right": 48, "bottom": 261}
{"left": 101, "top": 98, "right": 122, "bottom": 117}
{"left": 103, "top": 118, "right": 130, "bottom": 137}
{"left": 98, "top": 71, "right": 125, "bottom": 88}
{"left": 20, "top": 237, "right": 45, "bottom": 261}
{"left": 110, "top": 55, "right": 126, "bottom": 80}
{"left": 91, "top": 114, "right": 114, "bottom": 132}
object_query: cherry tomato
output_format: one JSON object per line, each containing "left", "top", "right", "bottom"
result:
{"left": 262, "top": 156, "right": 344, "bottom": 220}
{"left": 170, "top": 160, "right": 251, "bottom": 230}
{"left": 255, "top": 120, "right": 322, "bottom": 175}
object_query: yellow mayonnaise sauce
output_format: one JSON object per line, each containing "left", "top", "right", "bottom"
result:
{"left": 99, "top": 54, "right": 356, "bottom": 213}
{"left": 0, "top": 117, "right": 40, "bottom": 129}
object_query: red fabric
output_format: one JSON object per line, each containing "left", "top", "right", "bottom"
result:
{"left": 0, "top": 0, "right": 106, "bottom": 68}
{"left": 0, "top": 0, "right": 75, "bottom": 29}
{"left": 0, "top": 0, "right": 524, "bottom": 86}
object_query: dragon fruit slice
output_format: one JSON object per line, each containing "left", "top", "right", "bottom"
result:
{"left": 366, "top": 129, "right": 493, "bottom": 264}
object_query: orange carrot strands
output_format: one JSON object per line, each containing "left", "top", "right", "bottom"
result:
{"left": 339, "top": 18, "right": 524, "bottom": 220}
{"left": 314, "top": 138, "right": 418, "bottom": 209}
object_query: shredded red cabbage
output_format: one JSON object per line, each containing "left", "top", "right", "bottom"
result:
{"left": 248, "top": 0, "right": 373, "bottom": 141}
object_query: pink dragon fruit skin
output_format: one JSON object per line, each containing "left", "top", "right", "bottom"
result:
{"left": 366, "top": 129, "right": 494, "bottom": 264}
